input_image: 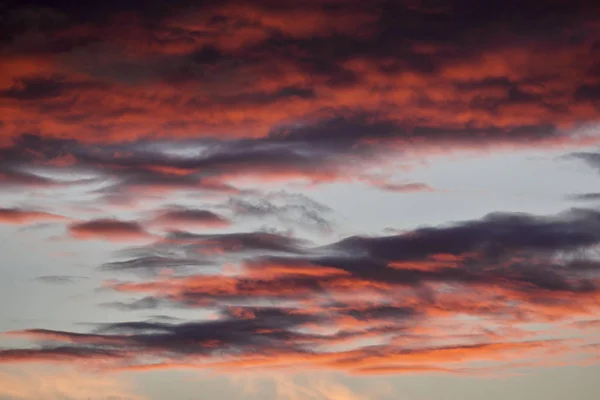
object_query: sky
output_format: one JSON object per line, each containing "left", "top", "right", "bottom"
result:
{"left": 2, "top": 0, "right": 600, "bottom": 399}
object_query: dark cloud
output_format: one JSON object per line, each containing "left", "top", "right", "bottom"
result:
{"left": 1, "top": 0, "right": 597, "bottom": 147}
{"left": 102, "top": 256, "right": 212, "bottom": 275}
{"left": 188, "top": 45, "right": 225, "bottom": 65}
{"left": 0, "top": 76, "right": 107, "bottom": 101}
{"left": 164, "top": 231, "right": 312, "bottom": 255}
{"left": 330, "top": 208, "right": 600, "bottom": 261}
{"left": 574, "top": 84, "right": 600, "bottom": 101}
{"left": 90, "top": 307, "right": 320, "bottom": 355}
{"left": 183, "top": 86, "right": 317, "bottom": 108}
{"left": 571, "top": 151, "right": 600, "bottom": 173}
{"left": 222, "top": 191, "right": 333, "bottom": 232}
{"left": 69, "top": 219, "right": 150, "bottom": 241}
{"left": 0, "top": 0, "right": 204, "bottom": 31}
{"left": 0, "top": 168, "right": 60, "bottom": 189}
{"left": 152, "top": 207, "right": 231, "bottom": 229}
{"left": 0, "top": 346, "right": 123, "bottom": 363}
{"left": 0, "top": 134, "right": 89, "bottom": 191}
{"left": 109, "top": 207, "right": 600, "bottom": 314}
{"left": 0, "top": 133, "right": 78, "bottom": 163}
{"left": 101, "top": 230, "right": 314, "bottom": 278}
{"left": 105, "top": 207, "right": 600, "bottom": 300}
{"left": 1, "top": 76, "right": 67, "bottom": 100}
{"left": 0, "top": 114, "right": 567, "bottom": 201}
{"left": 101, "top": 296, "right": 165, "bottom": 311}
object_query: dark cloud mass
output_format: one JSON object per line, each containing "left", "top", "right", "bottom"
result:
{"left": 0, "top": 0, "right": 599, "bottom": 149}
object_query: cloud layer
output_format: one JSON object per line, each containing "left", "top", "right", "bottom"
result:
{"left": 4, "top": 207, "right": 600, "bottom": 374}
{"left": 1, "top": 0, "right": 599, "bottom": 146}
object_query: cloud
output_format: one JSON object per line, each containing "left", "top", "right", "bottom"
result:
{"left": 151, "top": 207, "right": 231, "bottom": 230}
{"left": 370, "top": 182, "right": 434, "bottom": 193}
{"left": 0, "top": 169, "right": 62, "bottom": 189}
{"left": 101, "top": 296, "right": 166, "bottom": 311}
{"left": 101, "top": 256, "right": 210, "bottom": 275}
{"left": 162, "top": 231, "right": 312, "bottom": 255}
{"left": 69, "top": 219, "right": 151, "bottom": 242}
{"left": 0, "top": 113, "right": 592, "bottom": 207}
{"left": 223, "top": 191, "right": 334, "bottom": 232}
{"left": 329, "top": 208, "right": 600, "bottom": 261}
{"left": 1, "top": 0, "right": 598, "bottom": 150}
{"left": 267, "top": 374, "right": 370, "bottom": 400}
{"left": 0, "top": 366, "right": 143, "bottom": 400}
{"left": 3, "top": 207, "right": 600, "bottom": 374}
{"left": 566, "top": 192, "right": 600, "bottom": 201}
{"left": 34, "top": 275, "right": 87, "bottom": 284}
{"left": 0, "top": 75, "right": 107, "bottom": 101}
{"left": 0, "top": 208, "right": 67, "bottom": 225}
{"left": 574, "top": 84, "right": 600, "bottom": 102}
{"left": 101, "top": 231, "right": 312, "bottom": 277}
{"left": 571, "top": 151, "right": 600, "bottom": 173}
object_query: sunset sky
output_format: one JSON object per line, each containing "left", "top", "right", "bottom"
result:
{"left": 2, "top": 0, "right": 600, "bottom": 399}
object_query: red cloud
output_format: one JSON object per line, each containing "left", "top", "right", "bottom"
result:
{"left": 0, "top": 1, "right": 598, "bottom": 150}
{"left": 69, "top": 219, "right": 151, "bottom": 242}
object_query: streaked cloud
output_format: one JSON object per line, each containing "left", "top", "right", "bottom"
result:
{"left": 69, "top": 219, "right": 152, "bottom": 242}
{"left": 3, "top": 207, "right": 600, "bottom": 374}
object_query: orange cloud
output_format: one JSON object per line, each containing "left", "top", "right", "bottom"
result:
{"left": 0, "top": 348, "right": 123, "bottom": 365}
{"left": 0, "top": 366, "right": 143, "bottom": 400}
